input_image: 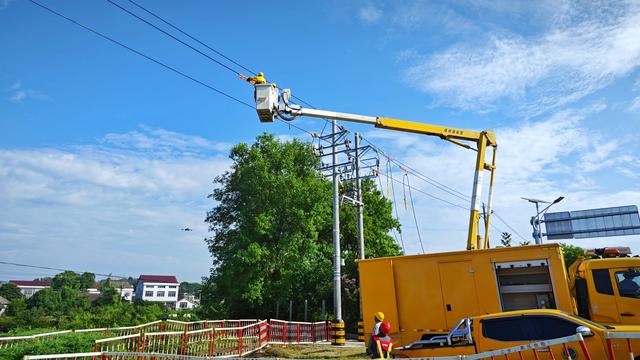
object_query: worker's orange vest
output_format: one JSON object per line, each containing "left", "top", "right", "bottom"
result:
{"left": 374, "top": 336, "right": 392, "bottom": 351}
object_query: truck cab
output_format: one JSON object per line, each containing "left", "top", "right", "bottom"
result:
{"left": 571, "top": 250, "right": 640, "bottom": 326}
{"left": 395, "top": 309, "right": 640, "bottom": 360}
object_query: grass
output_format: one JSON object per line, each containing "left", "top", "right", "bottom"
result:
{"left": 256, "top": 344, "right": 370, "bottom": 359}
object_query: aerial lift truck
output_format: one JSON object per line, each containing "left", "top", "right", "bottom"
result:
{"left": 252, "top": 84, "right": 640, "bottom": 348}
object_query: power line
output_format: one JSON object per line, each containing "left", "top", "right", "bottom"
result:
{"left": 379, "top": 170, "right": 468, "bottom": 211}
{"left": 104, "top": 0, "right": 244, "bottom": 76}
{"left": 28, "top": 0, "right": 253, "bottom": 109}
{"left": 125, "top": 0, "right": 257, "bottom": 75}
{"left": 0, "top": 260, "right": 129, "bottom": 280}
{"left": 492, "top": 212, "right": 529, "bottom": 242}
{"left": 361, "top": 136, "right": 471, "bottom": 202}
{"left": 404, "top": 174, "right": 425, "bottom": 253}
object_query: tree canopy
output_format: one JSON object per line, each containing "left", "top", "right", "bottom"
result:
{"left": 200, "top": 134, "right": 401, "bottom": 326}
{"left": 0, "top": 284, "right": 23, "bottom": 302}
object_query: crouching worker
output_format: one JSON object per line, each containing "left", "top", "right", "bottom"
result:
{"left": 367, "top": 312, "right": 385, "bottom": 355}
{"left": 371, "top": 321, "right": 393, "bottom": 359}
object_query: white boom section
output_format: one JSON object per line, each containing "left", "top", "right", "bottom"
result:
{"left": 255, "top": 84, "right": 376, "bottom": 124}
{"left": 292, "top": 108, "right": 376, "bottom": 124}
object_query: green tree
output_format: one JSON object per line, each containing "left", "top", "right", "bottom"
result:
{"left": 0, "top": 284, "right": 23, "bottom": 301}
{"left": 500, "top": 232, "right": 512, "bottom": 247}
{"left": 561, "top": 243, "right": 585, "bottom": 270}
{"left": 179, "top": 282, "right": 203, "bottom": 297}
{"left": 201, "top": 134, "right": 401, "bottom": 323}
{"left": 51, "top": 271, "right": 81, "bottom": 290}
{"left": 78, "top": 273, "right": 95, "bottom": 290}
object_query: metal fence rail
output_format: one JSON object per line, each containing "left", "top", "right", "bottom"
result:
{"left": 605, "top": 331, "right": 640, "bottom": 360}
{"left": 16, "top": 319, "right": 327, "bottom": 359}
{"left": 1, "top": 320, "right": 164, "bottom": 350}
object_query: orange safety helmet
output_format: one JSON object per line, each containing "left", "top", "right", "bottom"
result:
{"left": 380, "top": 321, "right": 391, "bottom": 336}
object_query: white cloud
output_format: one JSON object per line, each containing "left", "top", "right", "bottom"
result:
{"left": 629, "top": 96, "right": 640, "bottom": 111}
{"left": 403, "top": 1, "right": 640, "bottom": 115}
{"left": 0, "top": 127, "right": 232, "bottom": 281}
{"left": 6, "top": 82, "right": 48, "bottom": 103}
{"left": 103, "top": 127, "right": 232, "bottom": 156}
{"left": 358, "top": 3, "right": 383, "bottom": 24}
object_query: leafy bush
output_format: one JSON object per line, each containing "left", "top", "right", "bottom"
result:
{"left": 0, "top": 332, "right": 100, "bottom": 360}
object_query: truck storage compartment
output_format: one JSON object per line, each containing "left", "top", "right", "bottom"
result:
{"left": 494, "top": 259, "right": 556, "bottom": 311}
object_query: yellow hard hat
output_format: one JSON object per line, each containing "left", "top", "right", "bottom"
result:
{"left": 257, "top": 72, "right": 264, "bottom": 76}
{"left": 374, "top": 312, "right": 384, "bottom": 322}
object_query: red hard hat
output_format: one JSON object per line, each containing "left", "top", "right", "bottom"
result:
{"left": 380, "top": 321, "right": 391, "bottom": 336}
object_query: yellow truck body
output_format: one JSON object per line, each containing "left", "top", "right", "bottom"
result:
{"left": 359, "top": 243, "right": 640, "bottom": 347}
{"left": 393, "top": 309, "right": 640, "bottom": 360}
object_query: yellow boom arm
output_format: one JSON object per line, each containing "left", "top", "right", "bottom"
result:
{"left": 254, "top": 84, "right": 497, "bottom": 250}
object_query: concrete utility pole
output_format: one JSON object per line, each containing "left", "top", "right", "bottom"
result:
{"left": 332, "top": 120, "right": 342, "bottom": 324}
{"left": 355, "top": 133, "right": 365, "bottom": 262}
{"left": 355, "top": 132, "right": 366, "bottom": 342}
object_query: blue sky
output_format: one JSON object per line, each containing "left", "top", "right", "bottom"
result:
{"left": 1, "top": 0, "right": 639, "bottom": 282}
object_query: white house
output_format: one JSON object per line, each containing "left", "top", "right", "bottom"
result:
{"left": 112, "top": 280, "right": 134, "bottom": 302}
{"left": 9, "top": 280, "right": 50, "bottom": 298}
{"left": 176, "top": 296, "right": 199, "bottom": 310}
{"left": 87, "top": 280, "right": 134, "bottom": 302}
{"left": 135, "top": 275, "right": 179, "bottom": 308}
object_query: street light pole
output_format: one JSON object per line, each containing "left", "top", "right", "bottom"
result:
{"left": 522, "top": 197, "right": 564, "bottom": 244}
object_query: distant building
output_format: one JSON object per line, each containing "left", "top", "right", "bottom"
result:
{"left": 0, "top": 296, "right": 9, "bottom": 316}
{"left": 111, "top": 280, "right": 134, "bottom": 302}
{"left": 135, "top": 275, "right": 179, "bottom": 308}
{"left": 9, "top": 280, "right": 50, "bottom": 298}
{"left": 87, "top": 280, "right": 135, "bottom": 302}
{"left": 87, "top": 283, "right": 102, "bottom": 295}
{"left": 176, "top": 296, "right": 199, "bottom": 310}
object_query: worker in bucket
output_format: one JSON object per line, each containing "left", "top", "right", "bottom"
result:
{"left": 238, "top": 72, "right": 266, "bottom": 85}
{"left": 371, "top": 321, "right": 393, "bottom": 359}
{"left": 367, "top": 312, "right": 385, "bottom": 355}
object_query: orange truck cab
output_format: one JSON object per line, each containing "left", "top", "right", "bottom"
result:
{"left": 570, "top": 253, "right": 640, "bottom": 326}
{"left": 394, "top": 309, "right": 640, "bottom": 360}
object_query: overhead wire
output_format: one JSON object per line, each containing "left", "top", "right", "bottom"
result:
{"left": 0, "top": 260, "right": 129, "bottom": 280}
{"left": 404, "top": 173, "right": 425, "bottom": 253}
{"left": 492, "top": 212, "right": 529, "bottom": 242}
{"left": 104, "top": 0, "right": 244, "bottom": 76}
{"left": 124, "top": 0, "right": 257, "bottom": 75}
{"left": 386, "top": 160, "right": 406, "bottom": 253}
{"left": 28, "top": 0, "right": 253, "bottom": 109}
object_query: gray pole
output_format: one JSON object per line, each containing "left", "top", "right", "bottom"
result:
{"left": 304, "top": 299, "right": 308, "bottom": 322}
{"left": 289, "top": 300, "right": 293, "bottom": 322}
{"left": 322, "top": 299, "right": 326, "bottom": 321}
{"left": 355, "top": 133, "right": 365, "bottom": 261}
{"left": 535, "top": 202, "right": 541, "bottom": 244}
{"left": 355, "top": 133, "right": 365, "bottom": 322}
{"left": 332, "top": 120, "right": 342, "bottom": 323}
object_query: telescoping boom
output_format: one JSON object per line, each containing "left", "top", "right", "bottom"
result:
{"left": 253, "top": 84, "right": 497, "bottom": 250}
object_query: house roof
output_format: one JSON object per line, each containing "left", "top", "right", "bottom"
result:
{"left": 110, "top": 280, "right": 134, "bottom": 289}
{"left": 9, "top": 280, "right": 51, "bottom": 287}
{"left": 138, "top": 275, "right": 178, "bottom": 284}
{"left": 0, "top": 296, "right": 10, "bottom": 305}
{"left": 177, "top": 297, "right": 198, "bottom": 304}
